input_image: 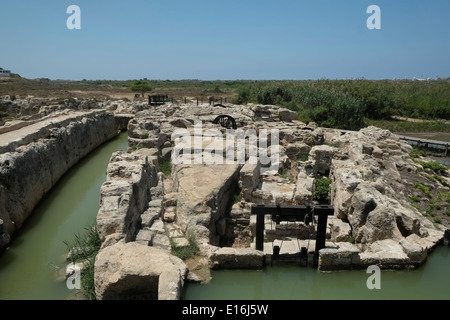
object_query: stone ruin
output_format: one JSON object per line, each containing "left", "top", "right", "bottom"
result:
{"left": 92, "top": 101, "right": 448, "bottom": 299}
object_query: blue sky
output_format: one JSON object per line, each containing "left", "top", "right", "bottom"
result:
{"left": 1, "top": 0, "right": 449, "bottom": 80}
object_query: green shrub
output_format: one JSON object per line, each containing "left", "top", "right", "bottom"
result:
{"left": 308, "top": 106, "right": 330, "bottom": 125}
{"left": 130, "top": 79, "right": 152, "bottom": 97}
{"left": 408, "top": 195, "right": 421, "bottom": 203}
{"left": 331, "top": 96, "right": 366, "bottom": 130}
{"left": 433, "top": 218, "right": 442, "bottom": 224}
{"left": 418, "top": 161, "right": 448, "bottom": 175}
{"left": 314, "top": 177, "right": 331, "bottom": 204}
{"left": 159, "top": 160, "right": 172, "bottom": 176}
{"left": 234, "top": 86, "right": 252, "bottom": 104}
{"left": 64, "top": 223, "right": 101, "bottom": 300}
{"left": 170, "top": 232, "right": 200, "bottom": 261}
{"left": 233, "top": 193, "right": 242, "bottom": 204}
{"left": 414, "top": 182, "right": 433, "bottom": 198}
{"left": 410, "top": 147, "right": 428, "bottom": 160}
{"left": 434, "top": 174, "right": 449, "bottom": 187}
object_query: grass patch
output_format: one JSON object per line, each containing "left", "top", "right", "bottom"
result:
{"left": 408, "top": 195, "right": 421, "bottom": 203}
{"left": 414, "top": 182, "right": 433, "bottom": 199}
{"left": 410, "top": 146, "right": 429, "bottom": 160}
{"left": 434, "top": 174, "right": 449, "bottom": 187}
{"left": 296, "top": 154, "right": 309, "bottom": 162}
{"left": 434, "top": 218, "right": 442, "bottom": 224}
{"left": 418, "top": 161, "right": 448, "bottom": 175}
{"left": 233, "top": 193, "right": 242, "bottom": 204}
{"left": 159, "top": 159, "right": 172, "bottom": 176}
{"left": 366, "top": 119, "right": 450, "bottom": 133}
{"left": 63, "top": 223, "right": 101, "bottom": 300}
{"left": 437, "top": 191, "right": 450, "bottom": 204}
{"left": 170, "top": 232, "right": 200, "bottom": 261}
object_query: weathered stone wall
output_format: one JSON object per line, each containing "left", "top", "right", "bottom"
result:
{"left": 94, "top": 242, "right": 188, "bottom": 300}
{"left": 96, "top": 149, "right": 159, "bottom": 244}
{"left": 0, "top": 110, "right": 119, "bottom": 251}
{"left": 114, "top": 114, "right": 134, "bottom": 133}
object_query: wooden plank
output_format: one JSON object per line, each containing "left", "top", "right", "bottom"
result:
{"left": 252, "top": 204, "right": 334, "bottom": 268}
{"left": 251, "top": 204, "right": 334, "bottom": 216}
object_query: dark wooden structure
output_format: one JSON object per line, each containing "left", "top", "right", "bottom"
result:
{"left": 251, "top": 204, "right": 334, "bottom": 268}
{"left": 445, "top": 229, "right": 450, "bottom": 247}
{"left": 212, "top": 115, "right": 237, "bottom": 130}
{"left": 148, "top": 95, "right": 169, "bottom": 106}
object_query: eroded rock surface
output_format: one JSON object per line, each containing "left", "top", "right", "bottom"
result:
{"left": 0, "top": 110, "right": 119, "bottom": 245}
{"left": 173, "top": 163, "right": 241, "bottom": 245}
{"left": 94, "top": 241, "right": 187, "bottom": 300}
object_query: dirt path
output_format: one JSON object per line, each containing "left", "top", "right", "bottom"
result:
{"left": 0, "top": 111, "right": 92, "bottom": 153}
{"left": 392, "top": 116, "right": 450, "bottom": 125}
{"left": 394, "top": 132, "right": 450, "bottom": 143}
{"left": 69, "top": 90, "right": 137, "bottom": 100}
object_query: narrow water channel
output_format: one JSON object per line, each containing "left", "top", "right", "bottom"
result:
{"left": 0, "top": 132, "right": 128, "bottom": 300}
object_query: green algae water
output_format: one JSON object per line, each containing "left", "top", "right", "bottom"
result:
{"left": 183, "top": 246, "right": 450, "bottom": 300}
{"left": 0, "top": 133, "right": 128, "bottom": 300}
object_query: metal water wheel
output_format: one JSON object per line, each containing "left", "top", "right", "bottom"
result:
{"left": 212, "top": 115, "right": 237, "bottom": 130}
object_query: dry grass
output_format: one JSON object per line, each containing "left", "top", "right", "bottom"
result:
{"left": 0, "top": 78, "right": 240, "bottom": 103}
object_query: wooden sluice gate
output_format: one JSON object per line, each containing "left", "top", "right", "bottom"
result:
{"left": 251, "top": 204, "right": 334, "bottom": 268}
{"left": 148, "top": 95, "right": 169, "bottom": 106}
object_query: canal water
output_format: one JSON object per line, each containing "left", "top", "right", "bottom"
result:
{"left": 0, "top": 132, "right": 128, "bottom": 300}
{"left": 0, "top": 131, "right": 449, "bottom": 300}
{"left": 182, "top": 245, "right": 450, "bottom": 300}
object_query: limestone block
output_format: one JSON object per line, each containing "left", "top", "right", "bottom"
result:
{"left": 94, "top": 242, "right": 187, "bottom": 300}
{"left": 318, "top": 242, "right": 361, "bottom": 271}
{"left": 209, "top": 247, "right": 264, "bottom": 269}
{"left": 278, "top": 108, "right": 298, "bottom": 122}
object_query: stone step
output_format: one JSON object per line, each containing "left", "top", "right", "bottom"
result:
{"left": 140, "top": 209, "right": 160, "bottom": 228}
{"left": 163, "top": 206, "right": 177, "bottom": 223}
{"left": 171, "top": 236, "right": 190, "bottom": 249}
{"left": 135, "top": 229, "right": 154, "bottom": 246}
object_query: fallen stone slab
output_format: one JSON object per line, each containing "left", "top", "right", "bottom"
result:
{"left": 208, "top": 247, "right": 264, "bottom": 269}
{"left": 94, "top": 242, "right": 188, "bottom": 300}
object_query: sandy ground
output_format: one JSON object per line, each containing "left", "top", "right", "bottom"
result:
{"left": 69, "top": 90, "right": 140, "bottom": 100}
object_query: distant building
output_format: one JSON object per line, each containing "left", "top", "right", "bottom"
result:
{"left": 0, "top": 67, "right": 11, "bottom": 77}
